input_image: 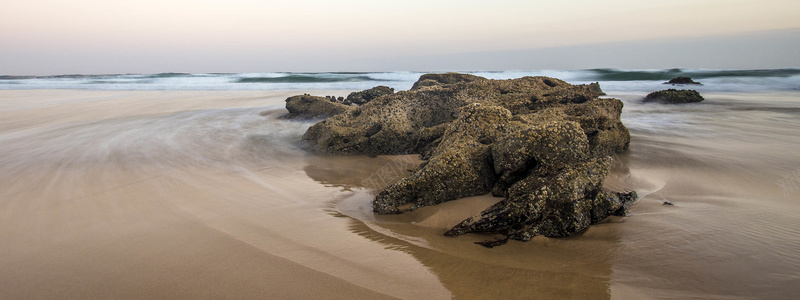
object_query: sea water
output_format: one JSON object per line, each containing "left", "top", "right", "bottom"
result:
{"left": 3, "top": 68, "right": 799, "bottom": 92}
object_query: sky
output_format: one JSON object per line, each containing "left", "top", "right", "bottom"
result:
{"left": 2, "top": 0, "right": 800, "bottom": 74}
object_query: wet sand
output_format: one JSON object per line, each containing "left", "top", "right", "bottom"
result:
{"left": 0, "top": 90, "right": 449, "bottom": 299}
{"left": 1, "top": 90, "right": 799, "bottom": 299}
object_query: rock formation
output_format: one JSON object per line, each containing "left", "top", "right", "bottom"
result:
{"left": 283, "top": 94, "right": 350, "bottom": 119}
{"left": 290, "top": 73, "right": 637, "bottom": 246}
{"left": 643, "top": 89, "right": 704, "bottom": 104}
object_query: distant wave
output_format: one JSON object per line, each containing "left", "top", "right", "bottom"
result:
{"left": 145, "top": 73, "right": 194, "bottom": 79}
{"left": 84, "top": 81, "right": 119, "bottom": 85}
{"left": 236, "top": 74, "right": 390, "bottom": 84}
{"left": 329, "top": 72, "right": 371, "bottom": 75}
{"left": 0, "top": 75, "right": 33, "bottom": 80}
{"left": 0, "top": 74, "right": 131, "bottom": 81}
{"left": 0, "top": 73, "right": 205, "bottom": 81}
{"left": 83, "top": 80, "right": 155, "bottom": 85}
{"left": 586, "top": 68, "right": 800, "bottom": 81}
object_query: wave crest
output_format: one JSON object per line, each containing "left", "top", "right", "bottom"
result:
{"left": 587, "top": 68, "right": 800, "bottom": 81}
{"left": 236, "top": 74, "right": 387, "bottom": 84}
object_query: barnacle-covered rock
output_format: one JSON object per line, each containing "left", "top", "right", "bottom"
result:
{"left": 446, "top": 157, "right": 637, "bottom": 243}
{"left": 373, "top": 103, "right": 510, "bottom": 214}
{"left": 289, "top": 73, "right": 636, "bottom": 246}
{"left": 643, "top": 89, "right": 704, "bottom": 104}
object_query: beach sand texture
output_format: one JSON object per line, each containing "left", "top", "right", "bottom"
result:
{"left": 1, "top": 90, "right": 799, "bottom": 299}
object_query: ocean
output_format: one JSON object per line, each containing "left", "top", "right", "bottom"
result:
{"left": 1, "top": 69, "right": 799, "bottom": 299}
{"left": 3, "top": 68, "right": 800, "bottom": 92}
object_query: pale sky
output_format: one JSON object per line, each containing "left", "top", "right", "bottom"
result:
{"left": 2, "top": 0, "right": 800, "bottom": 74}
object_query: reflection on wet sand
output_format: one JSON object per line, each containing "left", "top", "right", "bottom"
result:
{"left": 0, "top": 90, "right": 452, "bottom": 299}
{"left": 304, "top": 155, "right": 620, "bottom": 299}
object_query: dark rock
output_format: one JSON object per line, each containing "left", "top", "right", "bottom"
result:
{"left": 446, "top": 157, "right": 637, "bottom": 241}
{"left": 643, "top": 89, "right": 704, "bottom": 104}
{"left": 346, "top": 86, "right": 394, "bottom": 105}
{"left": 283, "top": 95, "right": 350, "bottom": 119}
{"left": 665, "top": 76, "right": 701, "bottom": 85}
{"left": 295, "top": 73, "right": 636, "bottom": 245}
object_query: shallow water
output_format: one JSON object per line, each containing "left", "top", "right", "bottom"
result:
{"left": 607, "top": 91, "right": 800, "bottom": 299}
{"left": 1, "top": 89, "right": 799, "bottom": 299}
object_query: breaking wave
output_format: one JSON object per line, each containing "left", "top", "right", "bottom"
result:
{"left": 584, "top": 68, "right": 800, "bottom": 81}
{"left": 235, "top": 74, "right": 387, "bottom": 83}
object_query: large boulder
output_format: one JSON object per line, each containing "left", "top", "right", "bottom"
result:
{"left": 643, "top": 89, "right": 704, "bottom": 104}
{"left": 292, "top": 73, "right": 636, "bottom": 246}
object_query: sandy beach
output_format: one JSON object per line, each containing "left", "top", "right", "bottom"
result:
{"left": 0, "top": 90, "right": 447, "bottom": 299}
{"left": 1, "top": 89, "right": 799, "bottom": 299}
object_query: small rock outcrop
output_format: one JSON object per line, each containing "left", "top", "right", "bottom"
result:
{"left": 282, "top": 86, "right": 395, "bottom": 118}
{"left": 643, "top": 89, "right": 704, "bottom": 104}
{"left": 284, "top": 94, "right": 350, "bottom": 119}
{"left": 346, "top": 86, "right": 394, "bottom": 105}
{"left": 289, "top": 74, "right": 636, "bottom": 246}
{"left": 665, "top": 76, "right": 701, "bottom": 85}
